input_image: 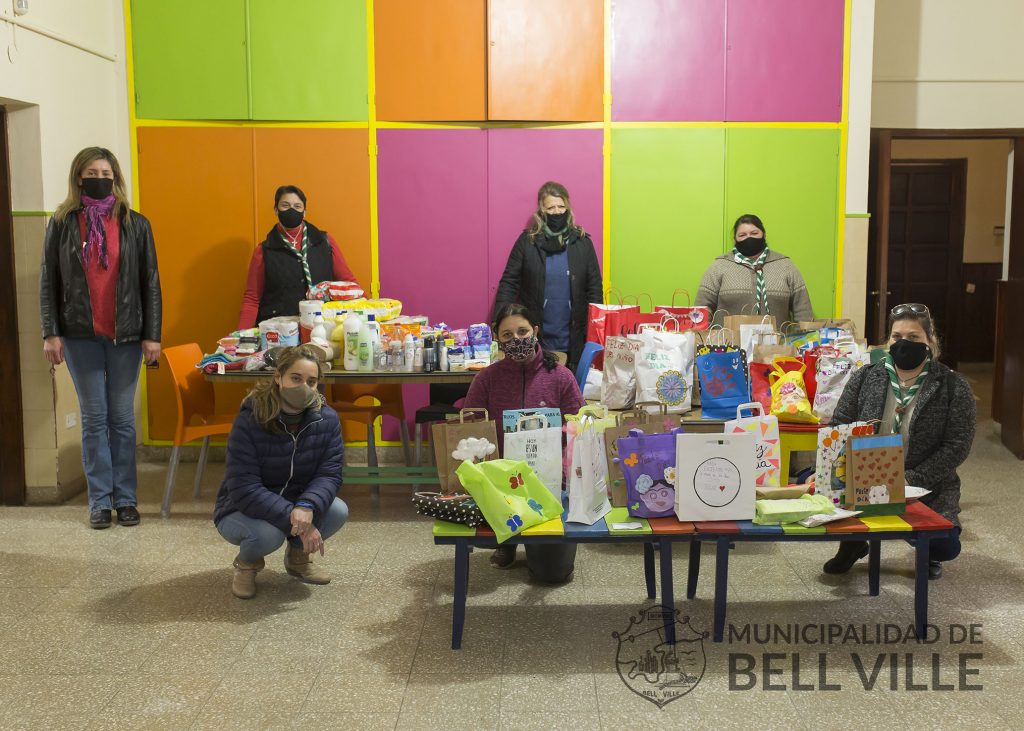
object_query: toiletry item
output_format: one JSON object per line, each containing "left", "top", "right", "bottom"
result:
{"left": 403, "top": 333, "right": 415, "bottom": 373}
{"left": 343, "top": 313, "right": 361, "bottom": 371}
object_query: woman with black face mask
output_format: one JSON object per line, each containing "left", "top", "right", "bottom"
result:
{"left": 822, "top": 304, "right": 976, "bottom": 580}
{"left": 237, "top": 185, "right": 361, "bottom": 329}
{"left": 493, "top": 181, "right": 603, "bottom": 371}
{"left": 695, "top": 214, "right": 814, "bottom": 325}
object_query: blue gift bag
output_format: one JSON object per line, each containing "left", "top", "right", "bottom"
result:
{"left": 696, "top": 346, "right": 749, "bottom": 420}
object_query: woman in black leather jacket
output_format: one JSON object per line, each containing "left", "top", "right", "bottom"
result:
{"left": 39, "top": 147, "right": 162, "bottom": 529}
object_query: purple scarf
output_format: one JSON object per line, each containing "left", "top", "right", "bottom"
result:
{"left": 81, "top": 194, "right": 115, "bottom": 269}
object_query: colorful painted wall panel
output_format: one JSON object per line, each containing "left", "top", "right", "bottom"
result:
{"left": 725, "top": 0, "right": 844, "bottom": 122}
{"left": 131, "top": 0, "right": 248, "bottom": 120}
{"left": 611, "top": 0, "right": 726, "bottom": 121}
{"left": 375, "top": 0, "right": 486, "bottom": 121}
{"left": 487, "top": 0, "right": 603, "bottom": 121}
{"left": 486, "top": 129, "right": 604, "bottom": 311}
{"left": 137, "top": 127, "right": 258, "bottom": 440}
{"left": 252, "top": 129, "right": 372, "bottom": 289}
{"left": 248, "top": 0, "right": 368, "bottom": 121}
{"left": 724, "top": 128, "right": 841, "bottom": 316}
{"left": 610, "top": 129, "right": 726, "bottom": 304}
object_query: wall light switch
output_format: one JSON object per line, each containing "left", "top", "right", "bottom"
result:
{"left": 965, "top": 283, "right": 976, "bottom": 294}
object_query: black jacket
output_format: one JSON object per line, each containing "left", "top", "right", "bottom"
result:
{"left": 493, "top": 229, "right": 602, "bottom": 368}
{"left": 39, "top": 209, "right": 162, "bottom": 343}
{"left": 256, "top": 222, "right": 334, "bottom": 324}
{"left": 832, "top": 360, "right": 976, "bottom": 526}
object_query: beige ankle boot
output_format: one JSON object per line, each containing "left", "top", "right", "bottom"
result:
{"left": 284, "top": 544, "right": 331, "bottom": 584}
{"left": 232, "top": 556, "right": 265, "bottom": 599}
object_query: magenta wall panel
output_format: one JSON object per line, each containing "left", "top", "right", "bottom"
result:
{"left": 725, "top": 0, "right": 844, "bottom": 122}
{"left": 486, "top": 129, "right": 604, "bottom": 308}
{"left": 611, "top": 0, "right": 726, "bottom": 121}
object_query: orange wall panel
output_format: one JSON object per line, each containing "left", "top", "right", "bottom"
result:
{"left": 375, "top": 0, "right": 487, "bottom": 121}
{"left": 488, "top": 0, "right": 603, "bottom": 121}
{"left": 252, "top": 128, "right": 371, "bottom": 291}
{"left": 137, "top": 127, "right": 257, "bottom": 441}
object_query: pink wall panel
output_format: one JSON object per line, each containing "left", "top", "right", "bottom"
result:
{"left": 486, "top": 129, "right": 604, "bottom": 310}
{"left": 611, "top": 0, "right": 726, "bottom": 121}
{"left": 725, "top": 0, "right": 844, "bottom": 122}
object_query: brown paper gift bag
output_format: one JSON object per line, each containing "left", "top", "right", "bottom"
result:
{"left": 431, "top": 408, "right": 499, "bottom": 494}
{"left": 603, "top": 402, "right": 679, "bottom": 506}
{"left": 798, "top": 319, "right": 858, "bottom": 337}
{"left": 846, "top": 434, "right": 906, "bottom": 516}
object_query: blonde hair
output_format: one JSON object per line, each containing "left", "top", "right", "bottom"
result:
{"left": 527, "top": 181, "right": 585, "bottom": 239}
{"left": 54, "top": 147, "right": 132, "bottom": 222}
{"left": 246, "top": 344, "right": 326, "bottom": 432}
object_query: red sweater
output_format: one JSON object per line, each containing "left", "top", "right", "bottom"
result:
{"left": 77, "top": 212, "right": 120, "bottom": 339}
{"left": 237, "top": 224, "right": 359, "bottom": 329}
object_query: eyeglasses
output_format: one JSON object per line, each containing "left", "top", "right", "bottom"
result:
{"left": 890, "top": 303, "right": 930, "bottom": 318}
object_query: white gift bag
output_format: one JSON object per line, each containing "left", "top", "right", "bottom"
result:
{"left": 567, "top": 418, "right": 612, "bottom": 525}
{"left": 724, "top": 402, "right": 781, "bottom": 488}
{"left": 813, "top": 342, "right": 868, "bottom": 423}
{"left": 502, "top": 415, "right": 564, "bottom": 501}
{"left": 601, "top": 335, "right": 641, "bottom": 410}
{"left": 740, "top": 318, "right": 777, "bottom": 368}
{"left": 634, "top": 327, "right": 696, "bottom": 414}
{"left": 674, "top": 433, "right": 756, "bottom": 522}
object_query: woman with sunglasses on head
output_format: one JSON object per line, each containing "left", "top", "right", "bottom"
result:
{"left": 463, "top": 303, "right": 586, "bottom": 581}
{"left": 823, "top": 304, "right": 976, "bottom": 580}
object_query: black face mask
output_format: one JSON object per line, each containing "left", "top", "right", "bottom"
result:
{"left": 735, "top": 236, "right": 766, "bottom": 258}
{"left": 278, "top": 207, "right": 304, "bottom": 229}
{"left": 80, "top": 177, "right": 114, "bottom": 199}
{"left": 889, "top": 338, "right": 930, "bottom": 370}
{"left": 545, "top": 211, "right": 569, "bottom": 232}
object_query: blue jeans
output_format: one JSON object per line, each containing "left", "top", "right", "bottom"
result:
{"left": 62, "top": 337, "right": 142, "bottom": 512}
{"left": 217, "top": 497, "right": 350, "bottom": 562}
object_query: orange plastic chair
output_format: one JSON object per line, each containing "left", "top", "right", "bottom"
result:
{"left": 160, "top": 343, "right": 238, "bottom": 519}
{"left": 328, "top": 384, "right": 412, "bottom": 491}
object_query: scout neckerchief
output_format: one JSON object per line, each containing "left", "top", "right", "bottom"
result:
{"left": 733, "top": 247, "right": 770, "bottom": 314}
{"left": 280, "top": 224, "right": 313, "bottom": 289}
{"left": 883, "top": 353, "right": 931, "bottom": 433}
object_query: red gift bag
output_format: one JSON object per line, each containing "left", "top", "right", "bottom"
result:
{"left": 654, "top": 289, "right": 711, "bottom": 331}
{"left": 587, "top": 303, "right": 639, "bottom": 347}
{"left": 749, "top": 361, "right": 775, "bottom": 414}
{"left": 604, "top": 308, "right": 667, "bottom": 338}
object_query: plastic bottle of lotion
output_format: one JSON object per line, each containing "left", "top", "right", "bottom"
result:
{"left": 343, "top": 314, "right": 362, "bottom": 371}
{"left": 402, "top": 333, "right": 415, "bottom": 373}
{"left": 309, "top": 315, "right": 327, "bottom": 345}
{"left": 357, "top": 317, "right": 373, "bottom": 372}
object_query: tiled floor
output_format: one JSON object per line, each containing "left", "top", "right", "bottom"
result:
{"left": 1, "top": 364, "right": 1021, "bottom": 729}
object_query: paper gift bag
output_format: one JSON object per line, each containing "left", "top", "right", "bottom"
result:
{"left": 722, "top": 314, "right": 777, "bottom": 348}
{"left": 431, "top": 408, "right": 499, "bottom": 494}
{"left": 695, "top": 345, "right": 749, "bottom": 420}
{"left": 769, "top": 360, "right": 819, "bottom": 424}
{"left": 604, "top": 308, "right": 669, "bottom": 339}
{"left": 654, "top": 289, "right": 711, "bottom": 331}
{"left": 602, "top": 335, "right": 642, "bottom": 409}
{"left": 748, "top": 362, "right": 775, "bottom": 414}
{"left": 813, "top": 347, "right": 868, "bottom": 423}
{"left": 799, "top": 319, "right": 858, "bottom": 337}
{"left": 603, "top": 403, "right": 678, "bottom": 507}
{"left": 587, "top": 303, "right": 639, "bottom": 347}
{"left": 564, "top": 405, "right": 615, "bottom": 485}
{"left": 456, "top": 459, "right": 564, "bottom": 543}
{"left": 501, "top": 408, "right": 562, "bottom": 433}
{"left": 566, "top": 417, "right": 612, "bottom": 524}
{"left": 502, "top": 414, "right": 564, "bottom": 500}
{"left": 724, "top": 402, "right": 781, "bottom": 488}
{"left": 634, "top": 327, "right": 696, "bottom": 414}
{"left": 814, "top": 421, "right": 873, "bottom": 506}
{"left": 846, "top": 434, "right": 906, "bottom": 516}
{"left": 615, "top": 427, "right": 684, "bottom": 518}
{"left": 675, "top": 433, "right": 756, "bottom": 522}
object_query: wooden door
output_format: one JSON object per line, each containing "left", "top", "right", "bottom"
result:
{"left": 886, "top": 160, "right": 966, "bottom": 367}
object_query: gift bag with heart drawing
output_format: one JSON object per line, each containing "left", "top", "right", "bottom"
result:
{"left": 674, "top": 433, "right": 756, "bottom": 522}
{"left": 846, "top": 434, "right": 906, "bottom": 516}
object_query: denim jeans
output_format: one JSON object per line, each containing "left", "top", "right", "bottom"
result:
{"left": 62, "top": 337, "right": 143, "bottom": 512}
{"left": 217, "top": 497, "right": 350, "bottom": 562}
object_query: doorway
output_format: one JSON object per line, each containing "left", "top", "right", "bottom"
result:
{"left": 0, "top": 107, "right": 27, "bottom": 505}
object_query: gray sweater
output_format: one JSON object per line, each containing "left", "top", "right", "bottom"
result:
{"left": 695, "top": 250, "right": 814, "bottom": 325}
{"left": 832, "top": 360, "right": 976, "bottom": 527}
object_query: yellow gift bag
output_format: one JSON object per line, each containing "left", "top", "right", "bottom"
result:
{"left": 769, "top": 360, "right": 819, "bottom": 424}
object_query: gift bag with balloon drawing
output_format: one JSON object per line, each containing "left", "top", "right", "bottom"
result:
{"left": 814, "top": 422, "right": 873, "bottom": 506}
{"left": 455, "top": 459, "right": 564, "bottom": 544}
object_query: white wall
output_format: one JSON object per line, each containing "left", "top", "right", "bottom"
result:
{"left": 872, "top": 0, "right": 1024, "bottom": 128}
{"left": 1, "top": 0, "right": 130, "bottom": 499}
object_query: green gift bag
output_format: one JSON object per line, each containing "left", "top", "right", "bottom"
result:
{"left": 455, "top": 459, "right": 564, "bottom": 544}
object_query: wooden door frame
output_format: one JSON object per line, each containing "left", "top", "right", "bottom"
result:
{"left": 0, "top": 108, "right": 26, "bottom": 505}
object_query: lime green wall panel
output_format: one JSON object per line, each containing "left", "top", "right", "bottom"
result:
{"left": 131, "top": 0, "right": 248, "bottom": 120}
{"left": 724, "top": 129, "right": 840, "bottom": 317}
{"left": 248, "top": 0, "right": 368, "bottom": 120}
{"left": 610, "top": 129, "right": 726, "bottom": 305}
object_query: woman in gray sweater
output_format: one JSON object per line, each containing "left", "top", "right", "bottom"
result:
{"left": 695, "top": 214, "right": 814, "bottom": 324}
{"left": 824, "top": 304, "right": 976, "bottom": 579}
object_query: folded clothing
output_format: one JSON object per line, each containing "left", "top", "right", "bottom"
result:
{"left": 753, "top": 494, "right": 834, "bottom": 525}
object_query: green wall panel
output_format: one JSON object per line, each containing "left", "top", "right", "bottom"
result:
{"left": 131, "top": 0, "right": 248, "bottom": 120}
{"left": 610, "top": 129, "right": 726, "bottom": 306}
{"left": 248, "top": 0, "right": 368, "bottom": 120}
{"left": 724, "top": 128, "right": 840, "bottom": 318}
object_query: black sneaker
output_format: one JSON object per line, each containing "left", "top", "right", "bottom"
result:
{"left": 116, "top": 506, "right": 141, "bottom": 526}
{"left": 90, "top": 510, "right": 112, "bottom": 529}
{"left": 822, "top": 542, "right": 869, "bottom": 574}
{"left": 928, "top": 560, "right": 943, "bottom": 580}
{"left": 489, "top": 545, "right": 517, "bottom": 569}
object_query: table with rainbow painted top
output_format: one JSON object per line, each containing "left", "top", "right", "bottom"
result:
{"left": 432, "top": 500, "right": 956, "bottom": 649}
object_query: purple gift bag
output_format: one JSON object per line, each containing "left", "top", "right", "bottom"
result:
{"left": 614, "top": 427, "right": 684, "bottom": 518}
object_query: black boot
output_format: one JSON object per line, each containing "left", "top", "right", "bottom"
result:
{"left": 823, "top": 542, "right": 868, "bottom": 574}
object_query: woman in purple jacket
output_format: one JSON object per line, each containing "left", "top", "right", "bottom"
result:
{"left": 214, "top": 344, "right": 349, "bottom": 599}
{"left": 464, "top": 303, "right": 585, "bottom": 580}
